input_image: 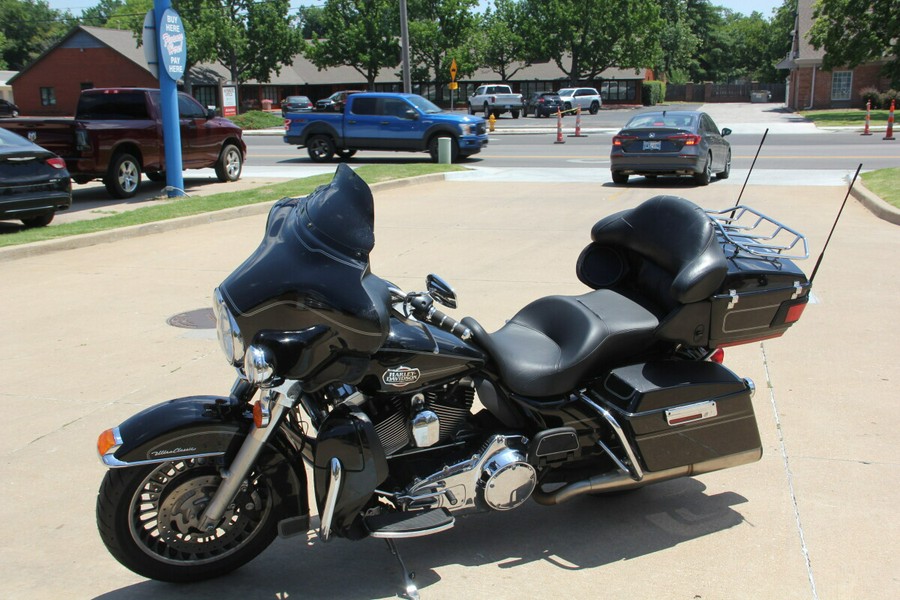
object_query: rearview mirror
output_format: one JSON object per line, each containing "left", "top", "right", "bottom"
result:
{"left": 404, "top": 109, "right": 419, "bottom": 120}
{"left": 721, "top": 127, "right": 731, "bottom": 136}
{"left": 426, "top": 274, "right": 458, "bottom": 309}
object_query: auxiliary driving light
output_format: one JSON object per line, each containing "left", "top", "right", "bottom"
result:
{"left": 244, "top": 344, "right": 276, "bottom": 386}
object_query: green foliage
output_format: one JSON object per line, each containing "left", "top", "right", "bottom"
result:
{"left": 809, "top": 0, "right": 900, "bottom": 87}
{"left": 0, "top": 0, "right": 69, "bottom": 70}
{"left": 642, "top": 81, "right": 666, "bottom": 105}
{"left": 228, "top": 110, "right": 283, "bottom": 129}
{"left": 302, "top": 0, "right": 400, "bottom": 85}
{"left": 859, "top": 87, "right": 882, "bottom": 109}
{"left": 473, "top": 0, "right": 532, "bottom": 81}
{"left": 520, "top": 0, "right": 662, "bottom": 83}
{"left": 860, "top": 168, "right": 900, "bottom": 209}
{"left": 407, "top": 0, "right": 480, "bottom": 99}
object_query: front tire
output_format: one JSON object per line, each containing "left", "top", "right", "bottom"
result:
{"left": 716, "top": 149, "right": 731, "bottom": 179}
{"left": 104, "top": 152, "right": 141, "bottom": 199}
{"left": 428, "top": 136, "right": 459, "bottom": 163}
{"left": 215, "top": 144, "right": 243, "bottom": 182}
{"left": 96, "top": 459, "right": 278, "bottom": 582}
{"left": 590, "top": 101, "right": 600, "bottom": 114}
{"left": 307, "top": 135, "right": 335, "bottom": 162}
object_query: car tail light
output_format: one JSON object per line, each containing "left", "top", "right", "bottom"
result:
{"left": 45, "top": 157, "right": 66, "bottom": 169}
{"left": 284, "top": 118, "right": 290, "bottom": 131}
{"left": 668, "top": 133, "right": 702, "bottom": 145}
{"left": 538, "top": 98, "right": 545, "bottom": 104}
{"left": 612, "top": 135, "right": 637, "bottom": 146}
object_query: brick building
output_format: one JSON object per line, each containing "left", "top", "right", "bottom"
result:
{"left": 780, "top": 0, "right": 891, "bottom": 110}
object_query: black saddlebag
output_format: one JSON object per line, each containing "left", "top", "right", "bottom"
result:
{"left": 590, "top": 360, "right": 761, "bottom": 473}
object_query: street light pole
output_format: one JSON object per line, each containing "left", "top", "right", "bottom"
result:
{"left": 399, "top": 0, "right": 411, "bottom": 94}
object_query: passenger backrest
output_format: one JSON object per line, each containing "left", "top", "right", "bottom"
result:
{"left": 577, "top": 196, "right": 727, "bottom": 310}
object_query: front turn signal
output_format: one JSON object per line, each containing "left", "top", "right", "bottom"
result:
{"left": 97, "top": 427, "right": 121, "bottom": 458}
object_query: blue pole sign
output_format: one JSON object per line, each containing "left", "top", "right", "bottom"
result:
{"left": 158, "top": 8, "right": 187, "bottom": 81}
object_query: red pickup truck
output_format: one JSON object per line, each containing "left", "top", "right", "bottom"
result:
{"left": 0, "top": 88, "right": 246, "bottom": 198}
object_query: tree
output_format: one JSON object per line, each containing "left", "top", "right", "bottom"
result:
{"left": 302, "top": 0, "right": 400, "bottom": 86}
{"left": 472, "top": 0, "right": 532, "bottom": 81}
{"left": 407, "top": 0, "right": 480, "bottom": 100}
{"left": 80, "top": 0, "right": 126, "bottom": 27}
{"left": 655, "top": 0, "right": 701, "bottom": 83}
{"left": 520, "top": 0, "right": 662, "bottom": 84}
{"left": 0, "top": 0, "right": 68, "bottom": 70}
{"left": 808, "top": 0, "right": 900, "bottom": 86}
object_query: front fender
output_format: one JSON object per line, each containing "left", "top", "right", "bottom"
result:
{"left": 102, "top": 395, "right": 246, "bottom": 467}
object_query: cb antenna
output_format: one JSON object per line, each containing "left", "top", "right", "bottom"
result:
{"left": 809, "top": 163, "right": 862, "bottom": 284}
{"left": 735, "top": 128, "right": 768, "bottom": 207}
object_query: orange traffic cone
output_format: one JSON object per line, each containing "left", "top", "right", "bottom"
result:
{"left": 568, "top": 107, "right": 588, "bottom": 138}
{"left": 884, "top": 99, "right": 895, "bottom": 141}
{"left": 861, "top": 99, "right": 872, "bottom": 136}
{"left": 554, "top": 109, "right": 565, "bottom": 144}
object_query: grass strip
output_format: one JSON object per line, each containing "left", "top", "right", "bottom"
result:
{"left": 799, "top": 109, "right": 891, "bottom": 127}
{"left": 1, "top": 164, "right": 464, "bottom": 248}
{"left": 860, "top": 167, "right": 900, "bottom": 209}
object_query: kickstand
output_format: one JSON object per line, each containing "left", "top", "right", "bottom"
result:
{"left": 384, "top": 538, "right": 419, "bottom": 600}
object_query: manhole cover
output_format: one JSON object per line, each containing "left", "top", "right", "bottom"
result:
{"left": 167, "top": 308, "right": 216, "bottom": 329}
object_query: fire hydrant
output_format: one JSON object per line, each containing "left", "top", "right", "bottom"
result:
{"left": 488, "top": 112, "right": 496, "bottom": 133}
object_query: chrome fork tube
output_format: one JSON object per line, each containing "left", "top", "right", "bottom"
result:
{"left": 199, "top": 388, "right": 295, "bottom": 531}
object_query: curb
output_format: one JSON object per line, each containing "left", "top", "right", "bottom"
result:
{"left": 0, "top": 173, "right": 448, "bottom": 262}
{"left": 851, "top": 180, "right": 900, "bottom": 225}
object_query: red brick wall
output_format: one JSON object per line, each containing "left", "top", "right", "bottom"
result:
{"left": 12, "top": 48, "right": 158, "bottom": 116}
{"left": 789, "top": 64, "right": 891, "bottom": 110}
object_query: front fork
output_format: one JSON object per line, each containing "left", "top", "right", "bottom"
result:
{"left": 198, "top": 380, "right": 299, "bottom": 531}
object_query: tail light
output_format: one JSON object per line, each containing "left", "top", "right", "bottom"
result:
{"left": 774, "top": 296, "right": 809, "bottom": 325}
{"left": 45, "top": 157, "right": 66, "bottom": 169}
{"left": 612, "top": 135, "right": 637, "bottom": 146}
{"left": 668, "top": 133, "right": 702, "bottom": 146}
{"left": 709, "top": 348, "right": 725, "bottom": 364}
{"left": 284, "top": 118, "right": 290, "bottom": 131}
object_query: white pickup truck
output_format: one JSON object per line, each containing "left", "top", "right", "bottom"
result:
{"left": 467, "top": 84, "right": 524, "bottom": 119}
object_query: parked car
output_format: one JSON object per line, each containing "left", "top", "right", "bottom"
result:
{"left": 316, "top": 90, "right": 363, "bottom": 112}
{"left": 0, "top": 127, "right": 71, "bottom": 227}
{"left": 285, "top": 92, "right": 488, "bottom": 163}
{"left": 609, "top": 110, "right": 732, "bottom": 186}
{"left": 0, "top": 98, "right": 20, "bottom": 118}
{"left": 0, "top": 88, "right": 246, "bottom": 199}
{"left": 281, "top": 95, "right": 314, "bottom": 116}
{"left": 556, "top": 87, "right": 602, "bottom": 114}
{"left": 467, "top": 84, "right": 524, "bottom": 118}
{"left": 524, "top": 92, "right": 563, "bottom": 118}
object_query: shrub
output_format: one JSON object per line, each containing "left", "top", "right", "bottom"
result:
{"left": 882, "top": 89, "right": 898, "bottom": 109}
{"left": 859, "top": 87, "right": 881, "bottom": 109}
{"left": 642, "top": 81, "right": 666, "bottom": 106}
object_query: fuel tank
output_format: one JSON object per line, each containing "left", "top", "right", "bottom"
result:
{"left": 360, "top": 315, "right": 486, "bottom": 394}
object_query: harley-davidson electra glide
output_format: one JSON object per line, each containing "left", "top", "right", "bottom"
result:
{"left": 95, "top": 164, "right": 812, "bottom": 595}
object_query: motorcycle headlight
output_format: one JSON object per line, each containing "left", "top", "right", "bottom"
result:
{"left": 213, "top": 288, "right": 244, "bottom": 366}
{"left": 459, "top": 123, "right": 472, "bottom": 135}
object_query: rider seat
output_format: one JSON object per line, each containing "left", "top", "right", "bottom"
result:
{"left": 462, "top": 195, "right": 727, "bottom": 398}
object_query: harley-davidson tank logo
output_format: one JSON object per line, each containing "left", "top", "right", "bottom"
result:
{"left": 383, "top": 366, "right": 421, "bottom": 388}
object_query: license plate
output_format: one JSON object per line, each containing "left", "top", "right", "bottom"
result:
{"left": 643, "top": 141, "right": 661, "bottom": 150}
{"left": 504, "top": 105, "right": 512, "bottom": 109}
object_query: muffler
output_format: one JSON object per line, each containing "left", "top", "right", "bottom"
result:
{"left": 531, "top": 448, "right": 761, "bottom": 506}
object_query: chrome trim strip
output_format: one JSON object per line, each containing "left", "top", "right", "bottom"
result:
{"left": 319, "top": 457, "right": 343, "bottom": 542}
{"left": 101, "top": 451, "right": 225, "bottom": 468}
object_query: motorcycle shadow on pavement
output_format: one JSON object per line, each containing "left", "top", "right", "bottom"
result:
{"left": 94, "top": 477, "right": 747, "bottom": 600}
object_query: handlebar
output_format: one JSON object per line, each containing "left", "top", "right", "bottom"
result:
{"left": 407, "top": 293, "right": 472, "bottom": 340}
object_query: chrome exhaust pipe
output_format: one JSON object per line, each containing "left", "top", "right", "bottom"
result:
{"left": 531, "top": 449, "right": 761, "bottom": 506}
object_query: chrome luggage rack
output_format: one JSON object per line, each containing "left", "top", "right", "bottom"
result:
{"left": 705, "top": 205, "right": 809, "bottom": 261}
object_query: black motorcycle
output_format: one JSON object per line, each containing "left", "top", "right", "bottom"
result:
{"left": 95, "top": 164, "right": 811, "bottom": 595}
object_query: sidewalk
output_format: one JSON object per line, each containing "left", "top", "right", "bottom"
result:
{"left": 0, "top": 176, "right": 897, "bottom": 599}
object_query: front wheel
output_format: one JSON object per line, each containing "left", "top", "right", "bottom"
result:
{"left": 590, "top": 101, "right": 600, "bottom": 115}
{"left": 96, "top": 459, "right": 279, "bottom": 582}
{"left": 716, "top": 149, "right": 731, "bottom": 179}
{"left": 428, "top": 136, "right": 459, "bottom": 163}
{"left": 215, "top": 144, "right": 243, "bottom": 182}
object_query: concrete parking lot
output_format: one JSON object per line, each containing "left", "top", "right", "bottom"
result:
{"left": 1, "top": 166, "right": 898, "bottom": 599}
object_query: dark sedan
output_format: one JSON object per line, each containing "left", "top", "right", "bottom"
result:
{"left": 524, "top": 92, "right": 563, "bottom": 118}
{"left": 610, "top": 110, "right": 731, "bottom": 185}
{"left": 281, "top": 95, "right": 314, "bottom": 116}
{"left": 0, "top": 98, "right": 19, "bottom": 118}
{"left": 0, "top": 127, "right": 72, "bottom": 227}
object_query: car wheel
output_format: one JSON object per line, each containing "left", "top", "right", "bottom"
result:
{"left": 590, "top": 101, "right": 600, "bottom": 115}
{"left": 145, "top": 171, "right": 165, "bottom": 183}
{"left": 564, "top": 102, "right": 572, "bottom": 113}
{"left": 428, "top": 136, "right": 459, "bottom": 163}
{"left": 483, "top": 102, "right": 490, "bottom": 116}
{"left": 337, "top": 148, "right": 357, "bottom": 160}
{"left": 104, "top": 152, "right": 141, "bottom": 199}
{"left": 611, "top": 171, "right": 629, "bottom": 185}
{"left": 215, "top": 144, "right": 243, "bottom": 182}
{"left": 716, "top": 149, "right": 731, "bottom": 179}
{"left": 511, "top": 110, "right": 520, "bottom": 119}
{"left": 307, "top": 135, "right": 335, "bottom": 162}
{"left": 22, "top": 213, "right": 54, "bottom": 227}
{"left": 468, "top": 104, "right": 475, "bottom": 115}
{"left": 694, "top": 152, "right": 712, "bottom": 186}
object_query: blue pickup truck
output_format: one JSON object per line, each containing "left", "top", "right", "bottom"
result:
{"left": 283, "top": 92, "right": 488, "bottom": 163}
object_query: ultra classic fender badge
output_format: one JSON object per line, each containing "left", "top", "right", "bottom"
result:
{"left": 383, "top": 366, "right": 421, "bottom": 388}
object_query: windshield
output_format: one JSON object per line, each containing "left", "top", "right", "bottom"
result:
{"left": 406, "top": 95, "right": 443, "bottom": 114}
{"left": 557, "top": 88, "right": 575, "bottom": 96}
